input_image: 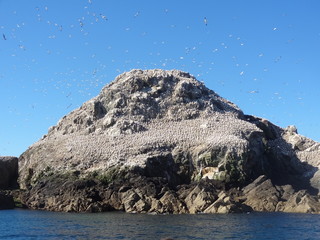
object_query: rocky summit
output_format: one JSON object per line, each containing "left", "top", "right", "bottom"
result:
{"left": 14, "top": 69, "right": 320, "bottom": 213}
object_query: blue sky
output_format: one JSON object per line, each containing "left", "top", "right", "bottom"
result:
{"left": 1, "top": 0, "right": 320, "bottom": 157}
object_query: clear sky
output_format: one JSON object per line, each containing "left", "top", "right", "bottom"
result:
{"left": 1, "top": 0, "right": 320, "bottom": 157}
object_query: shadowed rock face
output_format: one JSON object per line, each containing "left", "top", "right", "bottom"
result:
{"left": 0, "top": 156, "right": 18, "bottom": 210}
{"left": 0, "top": 192, "right": 15, "bottom": 210}
{"left": 0, "top": 156, "right": 19, "bottom": 190}
{"left": 16, "top": 69, "right": 320, "bottom": 213}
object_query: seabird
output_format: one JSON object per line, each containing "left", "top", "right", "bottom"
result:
{"left": 134, "top": 11, "right": 140, "bottom": 17}
{"left": 204, "top": 17, "right": 208, "bottom": 26}
{"left": 2, "top": 34, "right": 6, "bottom": 40}
{"left": 100, "top": 14, "right": 107, "bottom": 21}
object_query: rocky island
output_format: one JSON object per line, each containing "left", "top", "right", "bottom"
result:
{"left": 2, "top": 69, "right": 320, "bottom": 213}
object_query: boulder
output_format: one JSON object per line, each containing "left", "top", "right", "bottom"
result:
{"left": 243, "top": 175, "right": 280, "bottom": 212}
{"left": 183, "top": 185, "right": 217, "bottom": 213}
{"left": 158, "top": 191, "right": 187, "bottom": 214}
{"left": 280, "top": 190, "right": 320, "bottom": 213}
{"left": 203, "top": 190, "right": 252, "bottom": 214}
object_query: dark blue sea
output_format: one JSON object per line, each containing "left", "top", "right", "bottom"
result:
{"left": 1, "top": 209, "right": 320, "bottom": 239}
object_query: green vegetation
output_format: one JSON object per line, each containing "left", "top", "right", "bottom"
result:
{"left": 86, "top": 166, "right": 128, "bottom": 185}
{"left": 13, "top": 197, "right": 23, "bottom": 208}
{"left": 31, "top": 166, "right": 55, "bottom": 185}
{"left": 198, "top": 151, "right": 221, "bottom": 167}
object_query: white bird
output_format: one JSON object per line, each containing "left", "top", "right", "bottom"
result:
{"left": 134, "top": 11, "right": 140, "bottom": 17}
{"left": 100, "top": 14, "right": 108, "bottom": 21}
{"left": 204, "top": 17, "right": 208, "bottom": 26}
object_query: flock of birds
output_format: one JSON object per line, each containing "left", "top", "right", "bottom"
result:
{"left": 0, "top": 0, "right": 306, "bottom": 153}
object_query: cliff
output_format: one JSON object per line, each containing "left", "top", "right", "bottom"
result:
{"left": 16, "top": 69, "right": 320, "bottom": 213}
{"left": 0, "top": 156, "right": 18, "bottom": 209}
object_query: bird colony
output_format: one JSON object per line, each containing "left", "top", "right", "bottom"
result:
{"left": 18, "top": 70, "right": 261, "bottom": 184}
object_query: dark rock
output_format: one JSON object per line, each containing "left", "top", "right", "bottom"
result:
{"left": 0, "top": 156, "right": 19, "bottom": 189}
{"left": 0, "top": 192, "right": 15, "bottom": 210}
{"left": 19, "top": 174, "right": 104, "bottom": 212}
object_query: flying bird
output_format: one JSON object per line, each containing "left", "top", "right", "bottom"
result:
{"left": 100, "top": 14, "right": 108, "bottom": 21}
{"left": 2, "top": 34, "right": 6, "bottom": 40}
{"left": 274, "top": 56, "right": 282, "bottom": 63}
{"left": 134, "top": 11, "right": 140, "bottom": 17}
{"left": 204, "top": 17, "right": 208, "bottom": 26}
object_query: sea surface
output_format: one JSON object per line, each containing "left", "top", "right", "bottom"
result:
{"left": 1, "top": 209, "right": 320, "bottom": 239}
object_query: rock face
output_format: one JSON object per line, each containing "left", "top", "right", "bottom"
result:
{"left": 17, "top": 69, "right": 320, "bottom": 213}
{"left": 0, "top": 192, "right": 15, "bottom": 210}
{"left": 0, "top": 156, "right": 19, "bottom": 189}
{"left": 0, "top": 156, "right": 19, "bottom": 210}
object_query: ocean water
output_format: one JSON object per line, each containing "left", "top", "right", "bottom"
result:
{"left": 1, "top": 209, "right": 320, "bottom": 240}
